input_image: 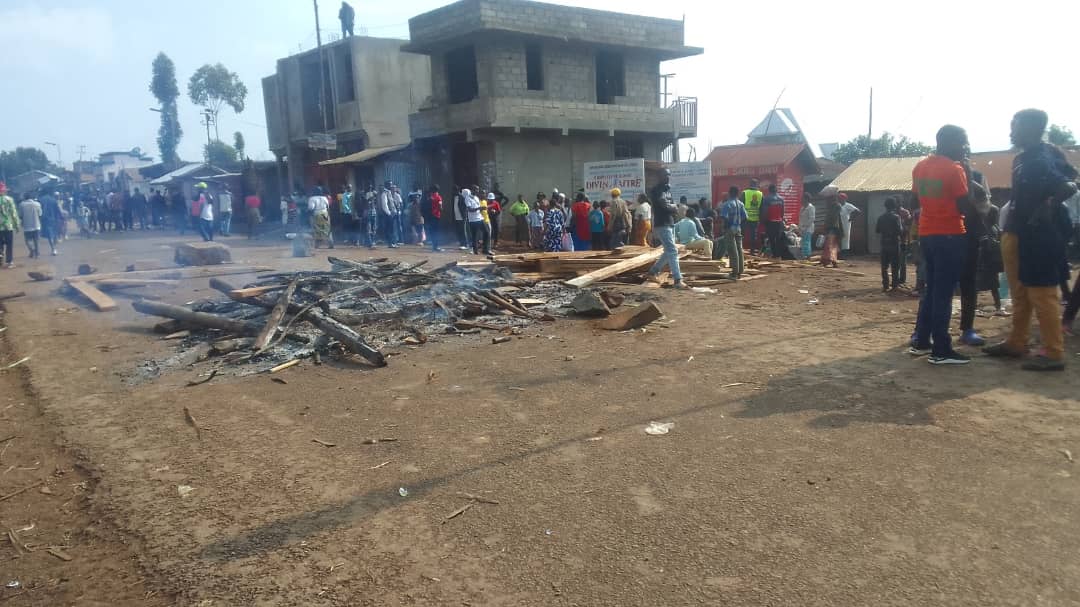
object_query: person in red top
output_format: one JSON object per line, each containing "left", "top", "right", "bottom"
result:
{"left": 244, "top": 192, "right": 261, "bottom": 240}
{"left": 570, "top": 192, "right": 592, "bottom": 251}
{"left": 427, "top": 185, "right": 444, "bottom": 252}
{"left": 909, "top": 125, "right": 976, "bottom": 365}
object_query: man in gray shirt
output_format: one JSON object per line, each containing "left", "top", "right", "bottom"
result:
{"left": 18, "top": 194, "right": 42, "bottom": 259}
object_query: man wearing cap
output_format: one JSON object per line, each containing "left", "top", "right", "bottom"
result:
{"left": 194, "top": 182, "right": 214, "bottom": 241}
{"left": 0, "top": 183, "right": 20, "bottom": 268}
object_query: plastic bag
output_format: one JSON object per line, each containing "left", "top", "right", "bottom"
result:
{"left": 815, "top": 234, "right": 825, "bottom": 248}
{"left": 561, "top": 231, "right": 575, "bottom": 252}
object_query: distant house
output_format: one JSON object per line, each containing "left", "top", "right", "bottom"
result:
{"left": 826, "top": 156, "right": 923, "bottom": 254}
{"left": 96, "top": 149, "right": 155, "bottom": 183}
{"left": 968, "top": 148, "right": 1080, "bottom": 204}
{"left": 705, "top": 143, "right": 819, "bottom": 223}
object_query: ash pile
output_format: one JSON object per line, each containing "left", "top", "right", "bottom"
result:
{"left": 132, "top": 257, "right": 580, "bottom": 378}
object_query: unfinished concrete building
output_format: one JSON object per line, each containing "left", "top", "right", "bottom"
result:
{"left": 262, "top": 36, "right": 432, "bottom": 190}
{"left": 402, "top": 0, "right": 701, "bottom": 197}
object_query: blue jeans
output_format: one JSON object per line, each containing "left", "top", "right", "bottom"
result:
{"left": 915, "top": 235, "right": 966, "bottom": 356}
{"left": 199, "top": 218, "right": 214, "bottom": 241}
{"left": 801, "top": 230, "right": 813, "bottom": 259}
{"left": 219, "top": 212, "right": 232, "bottom": 236}
{"left": 648, "top": 225, "right": 682, "bottom": 284}
{"left": 365, "top": 215, "right": 378, "bottom": 247}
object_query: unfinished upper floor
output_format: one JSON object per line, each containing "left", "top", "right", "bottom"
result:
{"left": 263, "top": 36, "right": 432, "bottom": 154}
{"left": 402, "top": 0, "right": 701, "bottom": 140}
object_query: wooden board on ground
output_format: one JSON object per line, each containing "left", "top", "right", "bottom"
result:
{"left": 644, "top": 272, "right": 669, "bottom": 289}
{"left": 95, "top": 278, "right": 180, "bottom": 288}
{"left": 597, "top": 302, "right": 664, "bottom": 331}
{"left": 64, "top": 279, "right": 118, "bottom": 312}
{"left": 67, "top": 265, "right": 275, "bottom": 284}
{"left": 564, "top": 247, "right": 669, "bottom": 288}
{"left": 230, "top": 285, "right": 287, "bottom": 299}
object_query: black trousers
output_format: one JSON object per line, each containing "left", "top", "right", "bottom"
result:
{"left": 766, "top": 221, "right": 785, "bottom": 258}
{"left": 880, "top": 241, "right": 901, "bottom": 290}
{"left": 0, "top": 230, "right": 13, "bottom": 264}
{"left": 898, "top": 242, "right": 909, "bottom": 285}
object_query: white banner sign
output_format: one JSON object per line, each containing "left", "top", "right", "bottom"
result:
{"left": 584, "top": 158, "right": 645, "bottom": 203}
{"left": 666, "top": 161, "right": 713, "bottom": 204}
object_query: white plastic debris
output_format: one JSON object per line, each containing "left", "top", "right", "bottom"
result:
{"left": 798, "top": 289, "right": 810, "bottom": 294}
{"left": 177, "top": 485, "right": 194, "bottom": 498}
{"left": 644, "top": 421, "right": 675, "bottom": 436}
{"left": 691, "top": 287, "right": 717, "bottom": 294}
{"left": 398, "top": 487, "right": 409, "bottom": 497}
{"left": 807, "top": 298, "right": 819, "bottom": 305}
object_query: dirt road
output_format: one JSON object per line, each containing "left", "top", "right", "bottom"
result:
{"left": 1, "top": 232, "right": 1079, "bottom": 606}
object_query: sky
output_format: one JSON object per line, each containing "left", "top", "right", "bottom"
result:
{"left": 3, "top": 0, "right": 1079, "bottom": 169}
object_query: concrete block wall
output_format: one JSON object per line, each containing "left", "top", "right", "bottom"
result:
{"left": 479, "top": 40, "right": 658, "bottom": 107}
{"left": 409, "top": 0, "right": 685, "bottom": 52}
{"left": 489, "top": 131, "right": 614, "bottom": 198}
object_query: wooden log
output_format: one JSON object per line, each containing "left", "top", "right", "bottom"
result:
{"left": 0, "top": 291, "right": 26, "bottom": 302}
{"left": 253, "top": 280, "right": 299, "bottom": 352}
{"left": 64, "top": 280, "right": 117, "bottom": 311}
{"left": 131, "top": 300, "right": 262, "bottom": 336}
{"left": 211, "top": 337, "right": 255, "bottom": 355}
{"left": 597, "top": 302, "right": 665, "bottom": 331}
{"left": 564, "top": 248, "right": 668, "bottom": 288}
{"left": 305, "top": 308, "right": 386, "bottom": 367}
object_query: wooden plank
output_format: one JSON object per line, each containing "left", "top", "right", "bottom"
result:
{"left": 253, "top": 280, "right": 299, "bottom": 352}
{"left": 597, "top": 303, "right": 665, "bottom": 331}
{"left": 64, "top": 279, "right": 117, "bottom": 311}
{"left": 67, "top": 265, "right": 274, "bottom": 284}
{"left": 230, "top": 285, "right": 287, "bottom": 299}
{"left": 564, "top": 248, "right": 668, "bottom": 288}
{"left": 491, "top": 250, "right": 614, "bottom": 262}
{"left": 94, "top": 278, "right": 180, "bottom": 288}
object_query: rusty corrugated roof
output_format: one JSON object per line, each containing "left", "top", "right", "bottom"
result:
{"left": 705, "top": 143, "right": 819, "bottom": 175}
{"left": 968, "top": 148, "right": 1080, "bottom": 190}
{"left": 827, "top": 157, "right": 924, "bottom": 192}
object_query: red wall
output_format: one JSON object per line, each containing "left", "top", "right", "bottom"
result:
{"left": 711, "top": 161, "right": 805, "bottom": 224}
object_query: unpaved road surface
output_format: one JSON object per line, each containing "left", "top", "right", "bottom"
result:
{"left": 2, "top": 232, "right": 1079, "bottom": 606}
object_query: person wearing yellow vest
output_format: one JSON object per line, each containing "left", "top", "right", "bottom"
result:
{"left": 743, "top": 179, "right": 763, "bottom": 254}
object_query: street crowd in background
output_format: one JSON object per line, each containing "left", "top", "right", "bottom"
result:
{"left": 0, "top": 108, "right": 1078, "bottom": 371}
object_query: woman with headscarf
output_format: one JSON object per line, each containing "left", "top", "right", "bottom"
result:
{"left": 631, "top": 193, "right": 653, "bottom": 246}
{"left": 543, "top": 195, "right": 567, "bottom": 252}
{"left": 308, "top": 186, "right": 334, "bottom": 249}
{"left": 608, "top": 188, "right": 632, "bottom": 249}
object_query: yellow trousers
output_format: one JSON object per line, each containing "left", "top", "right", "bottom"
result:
{"left": 1003, "top": 233, "right": 1064, "bottom": 360}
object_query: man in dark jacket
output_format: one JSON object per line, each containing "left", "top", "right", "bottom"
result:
{"left": 339, "top": 2, "right": 355, "bottom": 37}
{"left": 876, "top": 196, "right": 904, "bottom": 292}
{"left": 645, "top": 170, "right": 689, "bottom": 289}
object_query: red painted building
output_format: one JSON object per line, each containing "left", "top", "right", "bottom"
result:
{"left": 704, "top": 143, "right": 820, "bottom": 223}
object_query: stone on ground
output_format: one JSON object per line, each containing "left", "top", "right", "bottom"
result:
{"left": 570, "top": 290, "right": 611, "bottom": 317}
{"left": 174, "top": 242, "right": 232, "bottom": 266}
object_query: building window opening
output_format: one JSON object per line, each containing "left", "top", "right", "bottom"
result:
{"left": 526, "top": 43, "right": 543, "bottom": 91}
{"left": 614, "top": 136, "right": 644, "bottom": 160}
{"left": 595, "top": 50, "right": 625, "bottom": 105}
{"left": 337, "top": 46, "right": 355, "bottom": 103}
{"left": 447, "top": 45, "right": 479, "bottom": 104}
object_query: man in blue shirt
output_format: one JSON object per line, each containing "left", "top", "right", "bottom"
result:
{"left": 720, "top": 186, "right": 748, "bottom": 279}
{"left": 674, "top": 207, "right": 713, "bottom": 258}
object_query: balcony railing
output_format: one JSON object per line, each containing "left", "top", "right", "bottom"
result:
{"left": 670, "top": 96, "right": 698, "bottom": 133}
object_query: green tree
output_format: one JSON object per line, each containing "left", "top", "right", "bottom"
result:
{"left": 832, "top": 132, "right": 934, "bottom": 166}
{"left": 188, "top": 64, "right": 247, "bottom": 141}
{"left": 233, "top": 131, "right": 246, "bottom": 161}
{"left": 204, "top": 140, "right": 239, "bottom": 168}
{"left": 0, "top": 147, "right": 61, "bottom": 180}
{"left": 1049, "top": 124, "right": 1076, "bottom": 146}
{"left": 150, "top": 52, "right": 183, "bottom": 167}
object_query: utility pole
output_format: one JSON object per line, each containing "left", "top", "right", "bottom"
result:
{"left": 868, "top": 87, "right": 874, "bottom": 140}
{"left": 313, "top": 0, "right": 331, "bottom": 174}
{"left": 44, "top": 141, "right": 62, "bottom": 169}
